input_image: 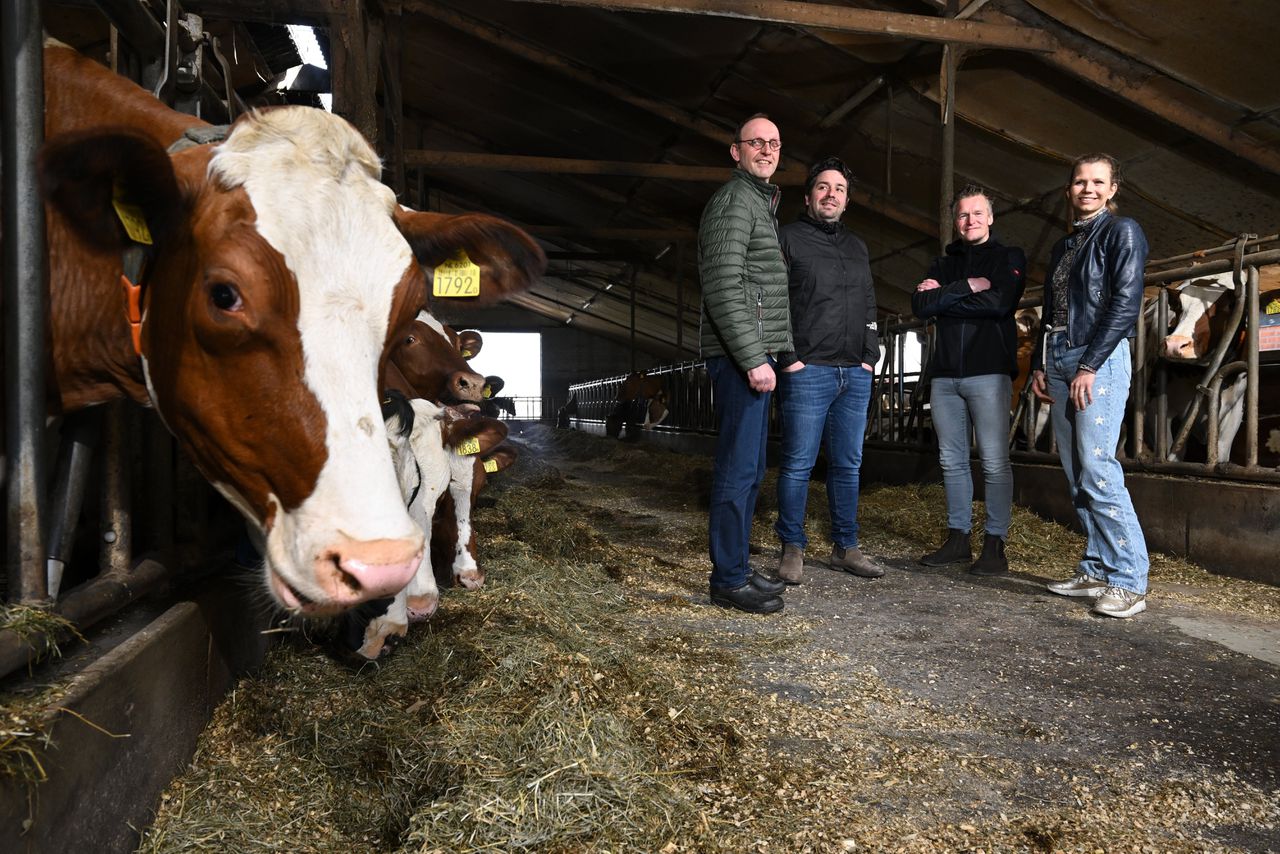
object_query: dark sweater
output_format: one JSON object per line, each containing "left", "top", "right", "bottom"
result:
{"left": 911, "top": 236, "right": 1027, "bottom": 379}
{"left": 778, "top": 214, "right": 878, "bottom": 368}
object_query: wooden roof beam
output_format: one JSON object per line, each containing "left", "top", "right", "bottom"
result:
{"left": 406, "top": 150, "right": 938, "bottom": 236}
{"left": 402, "top": 1, "right": 731, "bottom": 143}
{"left": 986, "top": 7, "right": 1280, "bottom": 176}
{"left": 506, "top": 0, "right": 1055, "bottom": 52}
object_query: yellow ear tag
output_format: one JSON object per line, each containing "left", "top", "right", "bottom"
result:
{"left": 112, "top": 185, "right": 153, "bottom": 245}
{"left": 460, "top": 349, "right": 474, "bottom": 358}
{"left": 482, "top": 386, "right": 493, "bottom": 399}
{"left": 483, "top": 458, "right": 499, "bottom": 473}
{"left": 457, "top": 436, "right": 481, "bottom": 456}
{"left": 1265, "top": 298, "right": 1280, "bottom": 315}
{"left": 433, "top": 251, "right": 481, "bottom": 298}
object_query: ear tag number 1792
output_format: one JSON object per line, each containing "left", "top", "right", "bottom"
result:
{"left": 433, "top": 251, "right": 481, "bottom": 298}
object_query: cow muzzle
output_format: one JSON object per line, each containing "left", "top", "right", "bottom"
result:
{"left": 269, "top": 534, "right": 422, "bottom": 615}
{"left": 1163, "top": 335, "right": 1198, "bottom": 360}
{"left": 448, "top": 368, "right": 487, "bottom": 403}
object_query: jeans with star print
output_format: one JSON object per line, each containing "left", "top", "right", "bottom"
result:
{"left": 1045, "top": 334, "right": 1150, "bottom": 594}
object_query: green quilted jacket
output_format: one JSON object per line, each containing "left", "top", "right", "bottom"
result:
{"left": 698, "top": 169, "right": 793, "bottom": 371}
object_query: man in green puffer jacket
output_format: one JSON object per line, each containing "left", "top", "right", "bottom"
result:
{"left": 698, "top": 112, "right": 793, "bottom": 615}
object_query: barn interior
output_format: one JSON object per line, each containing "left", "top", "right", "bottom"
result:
{"left": 4, "top": 1, "right": 1280, "bottom": 851}
{"left": 40, "top": 0, "right": 1280, "bottom": 402}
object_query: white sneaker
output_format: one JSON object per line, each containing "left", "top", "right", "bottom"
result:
{"left": 1046, "top": 572, "right": 1107, "bottom": 598}
{"left": 1092, "top": 586, "right": 1147, "bottom": 618}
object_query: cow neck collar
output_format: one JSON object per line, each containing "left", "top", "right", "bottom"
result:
{"left": 120, "top": 244, "right": 148, "bottom": 356}
{"left": 119, "top": 126, "right": 233, "bottom": 360}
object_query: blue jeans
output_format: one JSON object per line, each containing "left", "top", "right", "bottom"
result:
{"left": 707, "top": 356, "right": 772, "bottom": 589}
{"left": 930, "top": 374, "right": 1013, "bottom": 537}
{"left": 1046, "top": 335, "right": 1149, "bottom": 594}
{"left": 774, "top": 364, "right": 872, "bottom": 550}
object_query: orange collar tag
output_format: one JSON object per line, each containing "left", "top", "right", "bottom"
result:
{"left": 121, "top": 273, "right": 144, "bottom": 356}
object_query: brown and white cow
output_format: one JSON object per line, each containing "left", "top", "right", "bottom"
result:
{"left": 357, "top": 398, "right": 508, "bottom": 659}
{"left": 34, "top": 44, "right": 544, "bottom": 615}
{"left": 1158, "top": 270, "right": 1280, "bottom": 464}
{"left": 431, "top": 443, "right": 519, "bottom": 591}
{"left": 384, "top": 311, "right": 490, "bottom": 405}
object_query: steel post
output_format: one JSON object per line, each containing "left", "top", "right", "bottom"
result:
{"left": 3, "top": 0, "right": 48, "bottom": 604}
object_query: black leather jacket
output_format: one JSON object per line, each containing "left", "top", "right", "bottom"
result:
{"left": 1031, "top": 211, "right": 1148, "bottom": 374}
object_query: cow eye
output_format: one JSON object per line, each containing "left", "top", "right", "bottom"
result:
{"left": 404, "top": 334, "right": 417, "bottom": 346}
{"left": 210, "top": 282, "right": 243, "bottom": 312}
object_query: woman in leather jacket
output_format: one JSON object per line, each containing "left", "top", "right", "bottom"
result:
{"left": 1030, "top": 153, "right": 1151, "bottom": 619}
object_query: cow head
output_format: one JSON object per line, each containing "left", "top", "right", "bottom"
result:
{"left": 40, "top": 110, "right": 544, "bottom": 616}
{"left": 386, "top": 314, "right": 486, "bottom": 405}
{"left": 1164, "top": 278, "right": 1234, "bottom": 362}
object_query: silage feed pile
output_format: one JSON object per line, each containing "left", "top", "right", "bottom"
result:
{"left": 138, "top": 425, "right": 1279, "bottom": 853}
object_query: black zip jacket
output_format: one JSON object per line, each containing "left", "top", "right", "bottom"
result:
{"left": 1029, "top": 211, "right": 1149, "bottom": 374}
{"left": 912, "top": 236, "right": 1027, "bottom": 379}
{"left": 777, "top": 214, "right": 878, "bottom": 368}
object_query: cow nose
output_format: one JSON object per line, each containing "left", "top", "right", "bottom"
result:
{"left": 1164, "top": 335, "right": 1193, "bottom": 359}
{"left": 315, "top": 535, "right": 422, "bottom": 608}
{"left": 406, "top": 591, "right": 439, "bottom": 621}
{"left": 449, "top": 369, "right": 486, "bottom": 402}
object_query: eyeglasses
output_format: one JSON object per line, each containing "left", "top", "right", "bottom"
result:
{"left": 736, "top": 138, "right": 782, "bottom": 152}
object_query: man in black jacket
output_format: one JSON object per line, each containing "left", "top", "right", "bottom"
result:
{"left": 912, "top": 186, "right": 1027, "bottom": 575}
{"left": 774, "top": 156, "right": 884, "bottom": 585}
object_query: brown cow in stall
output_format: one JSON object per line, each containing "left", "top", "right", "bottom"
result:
{"left": 607, "top": 372, "right": 667, "bottom": 436}
{"left": 385, "top": 311, "right": 488, "bottom": 405}
{"left": 32, "top": 42, "right": 544, "bottom": 615}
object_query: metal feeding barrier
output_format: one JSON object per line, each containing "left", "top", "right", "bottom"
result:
{"left": 1, "top": 0, "right": 248, "bottom": 681}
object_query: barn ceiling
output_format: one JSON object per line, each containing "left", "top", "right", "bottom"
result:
{"left": 44, "top": 0, "right": 1280, "bottom": 363}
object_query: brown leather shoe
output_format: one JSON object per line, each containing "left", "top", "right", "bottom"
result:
{"left": 777, "top": 544, "right": 804, "bottom": 585}
{"left": 829, "top": 545, "right": 885, "bottom": 578}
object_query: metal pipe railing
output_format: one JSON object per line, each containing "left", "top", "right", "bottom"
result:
{"left": 1167, "top": 237, "right": 1251, "bottom": 460}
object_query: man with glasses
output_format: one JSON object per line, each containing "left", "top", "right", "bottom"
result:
{"left": 773, "top": 156, "right": 884, "bottom": 585}
{"left": 698, "top": 113, "right": 791, "bottom": 614}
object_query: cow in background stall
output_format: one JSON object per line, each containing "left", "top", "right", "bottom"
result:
{"left": 1156, "top": 268, "right": 1280, "bottom": 465}
{"left": 1011, "top": 307, "right": 1051, "bottom": 449}
{"left": 33, "top": 42, "right": 544, "bottom": 616}
{"left": 606, "top": 372, "right": 667, "bottom": 437}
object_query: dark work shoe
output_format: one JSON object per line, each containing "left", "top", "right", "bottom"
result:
{"left": 709, "top": 582, "right": 784, "bottom": 614}
{"left": 748, "top": 571, "right": 786, "bottom": 595}
{"left": 829, "top": 545, "right": 885, "bottom": 578}
{"left": 920, "top": 528, "right": 971, "bottom": 566}
{"left": 969, "top": 534, "right": 1008, "bottom": 576}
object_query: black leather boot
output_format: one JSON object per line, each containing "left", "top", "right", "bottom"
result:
{"left": 920, "top": 528, "right": 971, "bottom": 566}
{"left": 969, "top": 534, "right": 1008, "bottom": 576}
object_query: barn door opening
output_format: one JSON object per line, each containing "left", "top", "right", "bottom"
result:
{"left": 466, "top": 332, "right": 542, "bottom": 420}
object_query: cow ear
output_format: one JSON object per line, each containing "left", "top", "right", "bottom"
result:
{"left": 39, "top": 128, "right": 186, "bottom": 253}
{"left": 457, "top": 329, "right": 483, "bottom": 359}
{"left": 481, "top": 444, "right": 518, "bottom": 474}
{"left": 393, "top": 210, "right": 546, "bottom": 306}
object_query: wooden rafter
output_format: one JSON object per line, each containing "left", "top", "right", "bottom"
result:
{"left": 986, "top": 7, "right": 1280, "bottom": 176}
{"left": 504, "top": 0, "right": 1056, "bottom": 51}
{"left": 406, "top": 150, "right": 938, "bottom": 236}
{"left": 401, "top": 0, "right": 994, "bottom": 241}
